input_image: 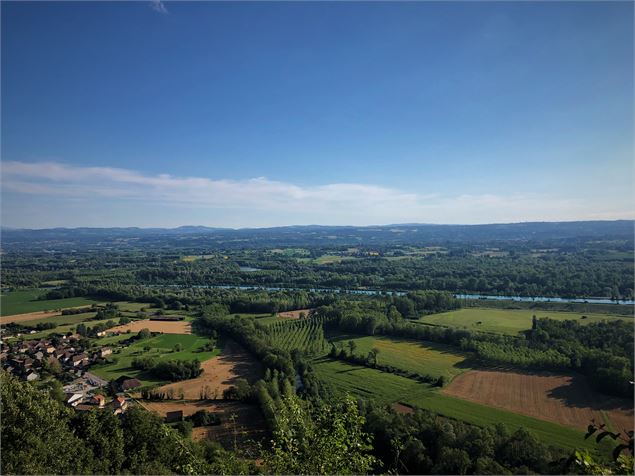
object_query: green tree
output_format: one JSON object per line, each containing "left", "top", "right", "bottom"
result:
{"left": 262, "top": 394, "right": 377, "bottom": 475}
{"left": 432, "top": 447, "right": 471, "bottom": 475}
{"left": 174, "top": 420, "right": 193, "bottom": 438}
{"left": 347, "top": 340, "right": 357, "bottom": 356}
{"left": 0, "top": 371, "right": 93, "bottom": 474}
{"left": 71, "top": 409, "right": 125, "bottom": 474}
{"left": 45, "top": 378, "right": 66, "bottom": 403}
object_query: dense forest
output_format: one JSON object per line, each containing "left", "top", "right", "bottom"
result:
{"left": 2, "top": 241, "right": 633, "bottom": 300}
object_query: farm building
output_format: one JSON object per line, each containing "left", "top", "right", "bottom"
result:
{"left": 165, "top": 410, "right": 184, "bottom": 423}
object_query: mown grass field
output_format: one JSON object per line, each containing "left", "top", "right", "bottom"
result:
{"left": 329, "top": 334, "right": 471, "bottom": 380}
{"left": 91, "top": 334, "right": 219, "bottom": 385}
{"left": 28, "top": 311, "right": 98, "bottom": 326}
{"left": 0, "top": 289, "right": 99, "bottom": 316}
{"left": 312, "top": 357, "right": 433, "bottom": 403}
{"left": 312, "top": 357, "right": 605, "bottom": 453}
{"left": 417, "top": 308, "right": 631, "bottom": 335}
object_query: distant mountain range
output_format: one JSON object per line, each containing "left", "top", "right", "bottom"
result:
{"left": 2, "top": 220, "right": 633, "bottom": 251}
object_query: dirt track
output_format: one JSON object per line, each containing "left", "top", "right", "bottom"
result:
{"left": 443, "top": 370, "right": 634, "bottom": 431}
{"left": 108, "top": 319, "right": 192, "bottom": 335}
{"left": 155, "top": 340, "right": 261, "bottom": 399}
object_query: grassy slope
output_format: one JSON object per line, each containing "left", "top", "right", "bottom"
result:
{"left": 313, "top": 357, "right": 603, "bottom": 453}
{"left": 0, "top": 289, "right": 98, "bottom": 316}
{"left": 90, "top": 334, "right": 219, "bottom": 385}
{"left": 328, "top": 334, "right": 471, "bottom": 380}
{"left": 312, "top": 357, "right": 432, "bottom": 403}
{"left": 417, "top": 308, "right": 631, "bottom": 335}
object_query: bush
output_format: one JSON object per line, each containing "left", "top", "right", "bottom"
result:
{"left": 174, "top": 420, "right": 193, "bottom": 438}
{"left": 222, "top": 379, "right": 253, "bottom": 401}
{"left": 189, "top": 410, "right": 221, "bottom": 427}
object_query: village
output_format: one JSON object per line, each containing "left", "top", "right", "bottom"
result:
{"left": 0, "top": 327, "right": 144, "bottom": 414}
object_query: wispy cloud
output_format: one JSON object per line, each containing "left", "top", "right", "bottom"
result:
{"left": 150, "top": 0, "right": 168, "bottom": 15}
{"left": 1, "top": 161, "right": 632, "bottom": 227}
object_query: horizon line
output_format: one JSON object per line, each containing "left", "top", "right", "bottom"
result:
{"left": 2, "top": 218, "right": 633, "bottom": 232}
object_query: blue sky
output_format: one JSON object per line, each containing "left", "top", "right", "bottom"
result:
{"left": 1, "top": 1, "right": 633, "bottom": 228}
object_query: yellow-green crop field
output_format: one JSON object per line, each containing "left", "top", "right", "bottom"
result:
{"left": 417, "top": 307, "right": 631, "bottom": 335}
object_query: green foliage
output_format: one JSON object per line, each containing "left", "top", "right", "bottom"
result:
{"left": 70, "top": 409, "right": 125, "bottom": 474}
{"left": 262, "top": 394, "right": 377, "bottom": 475}
{"left": 189, "top": 410, "right": 221, "bottom": 427}
{"left": 1, "top": 371, "right": 92, "bottom": 474}
{"left": 174, "top": 420, "right": 194, "bottom": 438}
{"left": 268, "top": 317, "right": 327, "bottom": 355}
{"left": 1, "top": 371, "right": 213, "bottom": 474}
{"left": 223, "top": 378, "right": 253, "bottom": 401}
{"left": 132, "top": 357, "right": 202, "bottom": 381}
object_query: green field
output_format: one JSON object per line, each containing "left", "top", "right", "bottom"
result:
{"left": 313, "top": 357, "right": 603, "bottom": 453}
{"left": 28, "top": 311, "right": 98, "bottom": 327}
{"left": 25, "top": 316, "right": 117, "bottom": 340}
{"left": 404, "top": 392, "right": 605, "bottom": 453}
{"left": 113, "top": 301, "right": 153, "bottom": 312}
{"left": 329, "top": 334, "right": 471, "bottom": 380}
{"left": 417, "top": 307, "right": 632, "bottom": 335}
{"left": 312, "top": 357, "right": 433, "bottom": 403}
{"left": 91, "top": 333, "right": 219, "bottom": 385}
{"left": 0, "top": 289, "right": 99, "bottom": 316}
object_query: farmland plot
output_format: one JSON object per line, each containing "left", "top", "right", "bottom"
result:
{"left": 108, "top": 319, "right": 192, "bottom": 334}
{"left": 156, "top": 340, "right": 261, "bottom": 399}
{"left": 141, "top": 400, "right": 267, "bottom": 450}
{"left": 443, "top": 369, "right": 634, "bottom": 432}
{"left": 418, "top": 308, "right": 631, "bottom": 336}
{"left": 328, "top": 334, "right": 471, "bottom": 380}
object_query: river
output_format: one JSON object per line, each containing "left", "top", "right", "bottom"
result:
{"left": 145, "top": 284, "right": 634, "bottom": 305}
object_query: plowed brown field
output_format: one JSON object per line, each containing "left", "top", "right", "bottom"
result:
{"left": 156, "top": 340, "right": 261, "bottom": 399}
{"left": 1, "top": 306, "right": 92, "bottom": 324}
{"left": 443, "top": 370, "right": 633, "bottom": 431}
{"left": 108, "top": 319, "right": 192, "bottom": 334}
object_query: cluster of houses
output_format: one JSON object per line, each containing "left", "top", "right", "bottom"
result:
{"left": 62, "top": 375, "right": 142, "bottom": 414}
{"left": 0, "top": 335, "right": 137, "bottom": 415}
{"left": 0, "top": 334, "right": 113, "bottom": 383}
{"left": 64, "top": 386, "right": 129, "bottom": 415}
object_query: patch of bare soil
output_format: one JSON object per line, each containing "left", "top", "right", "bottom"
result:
{"left": 156, "top": 340, "right": 261, "bottom": 399}
{"left": 140, "top": 400, "right": 267, "bottom": 451}
{"left": 278, "top": 309, "right": 313, "bottom": 320}
{"left": 1, "top": 306, "right": 92, "bottom": 324}
{"left": 443, "top": 369, "right": 634, "bottom": 431}
{"left": 391, "top": 402, "right": 415, "bottom": 415}
{"left": 108, "top": 319, "right": 192, "bottom": 335}
{"left": 1, "top": 310, "right": 62, "bottom": 324}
